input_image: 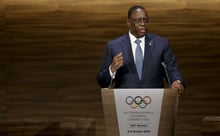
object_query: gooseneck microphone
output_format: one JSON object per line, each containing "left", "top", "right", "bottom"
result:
{"left": 108, "top": 63, "right": 118, "bottom": 88}
{"left": 161, "top": 62, "right": 171, "bottom": 86}
{"left": 108, "top": 73, "right": 115, "bottom": 89}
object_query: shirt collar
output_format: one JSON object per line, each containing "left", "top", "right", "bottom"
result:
{"left": 129, "top": 31, "right": 145, "bottom": 43}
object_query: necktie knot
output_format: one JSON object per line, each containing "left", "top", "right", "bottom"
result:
{"left": 135, "top": 39, "right": 141, "bottom": 45}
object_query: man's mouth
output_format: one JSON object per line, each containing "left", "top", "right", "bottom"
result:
{"left": 139, "top": 29, "right": 146, "bottom": 33}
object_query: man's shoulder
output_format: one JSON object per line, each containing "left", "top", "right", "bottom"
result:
{"left": 148, "top": 33, "right": 168, "bottom": 41}
{"left": 108, "top": 34, "right": 128, "bottom": 44}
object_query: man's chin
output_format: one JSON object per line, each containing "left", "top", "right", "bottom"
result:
{"left": 137, "top": 32, "right": 146, "bottom": 38}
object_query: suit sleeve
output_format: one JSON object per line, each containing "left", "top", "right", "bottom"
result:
{"left": 163, "top": 40, "right": 184, "bottom": 84}
{"left": 96, "top": 43, "right": 113, "bottom": 88}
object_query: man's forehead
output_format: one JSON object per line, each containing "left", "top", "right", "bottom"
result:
{"left": 136, "top": 8, "right": 143, "bottom": 12}
{"left": 131, "top": 9, "right": 147, "bottom": 17}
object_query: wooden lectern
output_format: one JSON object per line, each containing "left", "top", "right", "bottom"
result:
{"left": 101, "top": 88, "right": 179, "bottom": 136}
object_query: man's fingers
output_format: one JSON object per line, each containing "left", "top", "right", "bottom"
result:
{"left": 114, "top": 52, "right": 123, "bottom": 64}
{"left": 116, "top": 52, "right": 122, "bottom": 57}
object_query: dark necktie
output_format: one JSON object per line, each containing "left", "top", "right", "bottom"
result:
{"left": 135, "top": 39, "right": 143, "bottom": 79}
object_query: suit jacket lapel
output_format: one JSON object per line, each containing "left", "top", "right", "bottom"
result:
{"left": 142, "top": 34, "right": 154, "bottom": 80}
{"left": 120, "top": 34, "right": 139, "bottom": 77}
{"left": 120, "top": 34, "right": 132, "bottom": 61}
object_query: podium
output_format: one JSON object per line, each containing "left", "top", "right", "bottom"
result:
{"left": 101, "top": 88, "right": 179, "bottom": 136}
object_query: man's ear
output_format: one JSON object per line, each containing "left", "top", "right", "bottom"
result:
{"left": 127, "top": 19, "right": 131, "bottom": 27}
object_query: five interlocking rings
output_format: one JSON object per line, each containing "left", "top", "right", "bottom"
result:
{"left": 125, "top": 96, "right": 152, "bottom": 108}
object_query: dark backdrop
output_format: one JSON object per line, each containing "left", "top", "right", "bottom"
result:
{"left": 0, "top": 1, "right": 220, "bottom": 136}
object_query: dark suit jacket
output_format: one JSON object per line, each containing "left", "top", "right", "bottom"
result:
{"left": 97, "top": 33, "right": 184, "bottom": 88}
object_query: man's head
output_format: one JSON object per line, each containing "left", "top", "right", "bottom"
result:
{"left": 127, "top": 5, "right": 150, "bottom": 38}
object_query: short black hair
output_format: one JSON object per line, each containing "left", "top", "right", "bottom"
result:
{"left": 128, "top": 5, "right": 145, "bottom": 19}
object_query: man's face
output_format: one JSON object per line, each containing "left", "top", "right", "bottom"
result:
{"left": 127, "top": 8, "right": 149, "bottom": 38}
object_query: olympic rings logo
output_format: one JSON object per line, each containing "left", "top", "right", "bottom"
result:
{"left": 125, "top": 96, "right": 152, "bottom": 108}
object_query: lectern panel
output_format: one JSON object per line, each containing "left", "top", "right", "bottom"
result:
{"left": 101, "top": 88, "right": 179, "bottom": 136}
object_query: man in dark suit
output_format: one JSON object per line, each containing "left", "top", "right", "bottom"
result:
{"left": 97, "top": 5, "right": 185, "bottom": 95}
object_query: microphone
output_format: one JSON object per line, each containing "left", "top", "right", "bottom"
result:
{"left": 108, "top": 63, "right": 118, "bottom": 88}
{"left": 108, "top": 73, "right": 115, "bottom": 89}
{"left": 161, "top": 62, "right": 171, "bottom": 85}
